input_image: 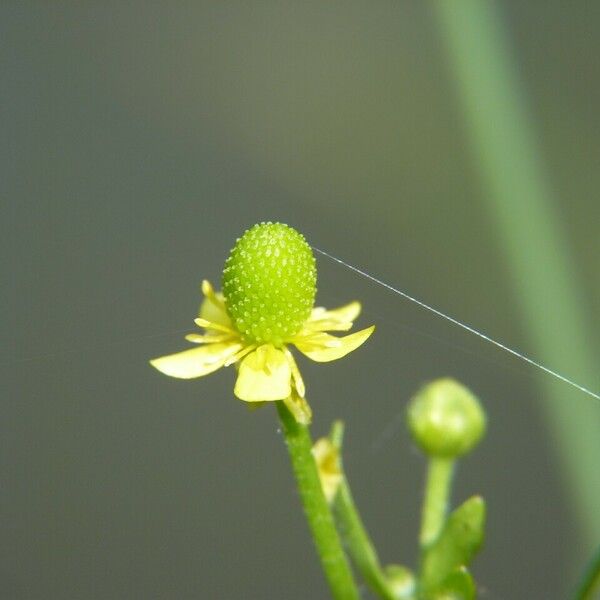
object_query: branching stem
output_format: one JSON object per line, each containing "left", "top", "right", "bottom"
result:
{"left": 276, "top": 402, "right": 359, "bottom": 600}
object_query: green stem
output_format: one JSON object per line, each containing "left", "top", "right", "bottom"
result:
{"left": 574, "top": 544, "right": 600, "bottom": 600}
{"left": 276, "top": 402, "right": 359, "bottom": 600}
{"left": 431, "top": 0, "right": 600, "bottom": 553}
{"left": 329, "top": 422, "right": 397, "bottom": 600}
{"left": 419, "top": 457, "right": 455, "bottom": 551}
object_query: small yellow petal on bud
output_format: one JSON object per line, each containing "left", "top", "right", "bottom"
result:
{"left": 312, "top": 438, "right": 342, "bottom": 503}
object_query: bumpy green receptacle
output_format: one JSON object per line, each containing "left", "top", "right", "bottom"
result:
{"left": 222, "top": 222, "right": 317, "bottom": 346}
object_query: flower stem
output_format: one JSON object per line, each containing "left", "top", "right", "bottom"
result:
{"left": 432, "top": 0, "right": 600, "bottom": 551}
{"left": 419, "top": 457, "right": 455, "bottom": 551}
{"left": 574, "top": 544, "right": 600, "bottom": 600}
{"left": 329, "top": 421, "right": 397, "bottom": 600}
{"left": 276, "top": 402, "right": 359, "bottom": 600}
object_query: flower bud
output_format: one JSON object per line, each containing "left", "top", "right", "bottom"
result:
{"left": 312, "top": 437, "right": 342, "bottom": 504}
{"left": 222, "top": 222, "right": 316, "bottom": 346}
{"left": 384, "top": 565, "right": 415, "bottom": 598}
{"left": 407, "top": 378, "right": 486, "bottom": 458}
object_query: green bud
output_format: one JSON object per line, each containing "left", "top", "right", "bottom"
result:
{"left": 222, "top": 222, "right": 317, "bottom": 346}
{"left": 407, "top": 378, "right": 486, "bottom": 458}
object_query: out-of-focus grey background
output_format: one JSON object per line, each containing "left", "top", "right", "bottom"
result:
{"left": 3, "top": 3, "right": 599, "bottom": 599}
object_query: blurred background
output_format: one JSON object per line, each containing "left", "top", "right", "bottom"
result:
{"left": 3, "top": 2, "right": 599, "bottom": 598}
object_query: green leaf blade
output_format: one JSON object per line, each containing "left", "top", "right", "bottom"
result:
{"left": 420, "top": 496, "right": 485, "bottom": 594}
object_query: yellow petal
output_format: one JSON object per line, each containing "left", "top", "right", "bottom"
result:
{"left": 304, "top": 301, "right": 362, "bottom": 333}
{"left": 234, "top": 345, "right": 292, "bottom": 402}
{"left": 304, "top": 320, "right": 353, "bottom": 333}
{"left": 194, "top": 317, "right": 234, "bottom": 334}
{"left": 312, "top": 438, "right": 342, "bottom": 503}
{"left": 224, "top": 344, "right": 256, "bottom": 367}
{"left": 284, "top": 347, "right": 306, "bottom": 397}
{"left": 282, "top": 390, "right": 312, "bottom": 425}
{"left": 294, "top": 325, "right": 375, "bottom": 362}
{"left": 199, "top": 280, "right": 232, "bottom": 328}
{"left": 313, "top": 301, "right": 361, "bottom": 323}
{"left": 150, "top": 342, "right": 242, "bottom": 379}
{"left": 185, "top": 332, "right": 233, "bottom": 344}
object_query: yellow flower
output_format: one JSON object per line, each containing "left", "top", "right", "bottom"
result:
{"left": 150, "top": 222, "right": 374, "bottom": 424}
{"left": 150, "top": 279, "right": 374, "bottom": 424}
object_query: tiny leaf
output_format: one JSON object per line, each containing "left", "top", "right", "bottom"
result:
{"left": 420, "top": 496, "right": 485, "bottom": 592}
{"left": 431, "top": 567, "right": 476, "bottom": 600}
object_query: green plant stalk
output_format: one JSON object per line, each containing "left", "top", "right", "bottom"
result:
{"left": 419, "top": 457, "right": 455, "bottom": 551}
{"left": 574, "top": 544, "right": 600, "bottom": 600}
{"left": 329, "top": 422, "right": 397, "bottom": 600}
{"left": 419, "top": 496, "right": 485, "bottom": 595}
{"left": 276, "top": 402, "right": 359, "bottom": 600}
{"left": 333, "top": 481, "right": 398, "bottom": 600}
{"left": 432, "top": 0, "right": 600, "bottom": 551}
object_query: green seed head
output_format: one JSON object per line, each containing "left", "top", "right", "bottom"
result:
{"left": 222, "top": 222, "right": 317, "bottom": 346}
{"left": 407, "top": 378, "right": 486, "bottom": 458}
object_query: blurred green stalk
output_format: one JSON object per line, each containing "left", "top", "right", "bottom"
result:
{"left": 574, "top": 543, "right": 600, "bottom": 600}
{"left": 431, "top": 0, "right": 600, "bottom": 553}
